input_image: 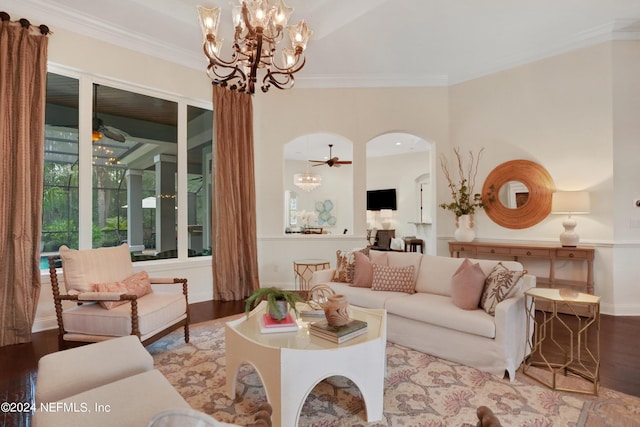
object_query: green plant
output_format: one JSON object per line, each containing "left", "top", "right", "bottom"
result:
{"left": 245, "top": 287, "right": 306, "bottom": 320}
{"left": 439, "top": 147, "right": 485, "bottom": 217}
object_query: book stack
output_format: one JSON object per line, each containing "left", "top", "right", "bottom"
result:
{"left": 259, "top": 313, "right": 299, "bottom": 334}
{"left": 309, "top": 319, "right": 368, "bottom": 344}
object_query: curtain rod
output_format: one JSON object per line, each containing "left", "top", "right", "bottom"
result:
{"left": 0, "top": 11, "right": 51, "bottom": 35}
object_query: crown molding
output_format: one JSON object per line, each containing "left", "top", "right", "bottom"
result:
{"left": 448, "top": 19, "right": 640, "bottom": 85}
{"left": 295, "top": 73, "right": 450, "bottom": 88}
{"left": 8, "top": 0, "right": 204, "bottom": 71}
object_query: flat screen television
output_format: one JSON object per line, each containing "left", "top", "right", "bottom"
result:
{"left": 367, "top": 188, "right": 397, "bottom": 211}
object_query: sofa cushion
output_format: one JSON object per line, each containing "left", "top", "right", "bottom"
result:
{"left": 451, "top": 259, "right": 486, "bottom": 310}
{"left": 59, "top": 244, "right": 134, "bottom": 294}
{"left": 480, "top": 262, "right": 525, "bottom": 315}
{"left": 416, "top": 255, "right": 524, "bottom": 296}
{"left": 351, "top": 251, "right": 388, "bottom": 288}
{"left": 385, "top": 251, "right": 422, "bottom": 284}
{"left": 35, "top": 335, "right": 153, "bottom": 405}
{"left": 326, "top": 282, "right": 409, "bottom": 310}
{"left": 385, "top": 293, "right": 496, "bottom": 339}
{"left": 32, "top": 370, "right": 190, "bottom": 427}
{"left": 333, "top": 248, "right": 369, "bottom": 283}
{"left": 371, "top": 264, "right": 415, "bottom": 293}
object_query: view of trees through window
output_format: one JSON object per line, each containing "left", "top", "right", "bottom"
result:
{"left": 42, "top": 72, "right": 213, "bottom": 267}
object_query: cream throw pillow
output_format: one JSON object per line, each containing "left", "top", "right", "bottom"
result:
{"left": 450, "top": 258, "right": 486, "bottom": 310}
{"left": 480, "top": 262, "right": 525, "bottom": 315}
{"left": 59, "top": 244, "right": 134, "bottom": 294}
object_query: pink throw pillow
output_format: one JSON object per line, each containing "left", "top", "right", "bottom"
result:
{"left": 371, "top": 264, "right": 416, "bottom": 293}
{"left": 351, "top": 251, "right": 388, "bottom": 288}
{"left": 93, "top": 281, "right": 129, "bottom": 310}
{"left": 94, "top": 271, "right": 153, "bottom": 310}
{"left": 450, "top": 258, "right": 486, "bottom": 310}
{"left": 121, "top": 270, "right": 153, "bottom": 297}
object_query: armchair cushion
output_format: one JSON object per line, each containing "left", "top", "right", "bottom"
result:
{"left": 59, "top": 244, "right": 134, "bottom": 294}
{"left": 62, "top": 293, "right": 187, "bottom": 339}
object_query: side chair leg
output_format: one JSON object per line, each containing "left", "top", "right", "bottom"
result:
{"left": 184, "top": 324, "right": 190, "bottom": 343}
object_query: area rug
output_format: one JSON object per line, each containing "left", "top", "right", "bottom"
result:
{"left": 147, "top": 316, "right": 640, "bottom": 426}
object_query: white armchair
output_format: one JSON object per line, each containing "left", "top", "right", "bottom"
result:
{"left": 48, "top": 243, "right": 189, "bottom": 349}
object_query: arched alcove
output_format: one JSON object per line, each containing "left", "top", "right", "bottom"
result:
{"left": 366, "top": 133, "right": 434, "bottom": 253}
{"left": 283, "top": 133, "right": 353, "bottom": 235}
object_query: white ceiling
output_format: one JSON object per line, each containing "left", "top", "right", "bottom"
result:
{"left": 7, "top": 0, "right": 640, "bottom": 88}
{"left": 6, "top": 0, "right": 640, "bottom": 159}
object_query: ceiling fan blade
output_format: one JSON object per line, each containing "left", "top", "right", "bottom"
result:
{"left": 308, "top": 160, "right": 327, "bottom": 163}
{"left": 102, "top": 127, "right": 127, "bottom": 142}
{"left": 336, "top": 161, "right": 353, "bottom": 164}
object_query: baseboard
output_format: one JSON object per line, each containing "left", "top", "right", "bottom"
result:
{"left": 600, "top": 302, "right": 640, "bottom": 316}
{"left": 33, "top": 316, "right": 58, "bottom": 333}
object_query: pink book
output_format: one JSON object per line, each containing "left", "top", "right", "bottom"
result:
{"left": 261, "top": 313, "right": 296, "bottom": 327}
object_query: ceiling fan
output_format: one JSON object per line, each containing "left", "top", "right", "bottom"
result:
{"left": 92, "top": 84, "right": 127, "bottom": 143}
{"left": 309, "top": 144, "right": 353, "bottom": 168}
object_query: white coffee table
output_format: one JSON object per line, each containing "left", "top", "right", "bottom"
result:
{"left": 225, "top": 301, "right": 387, "bottom": 427}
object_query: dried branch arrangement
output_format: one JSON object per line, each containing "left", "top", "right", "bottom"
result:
{"left": 439, "top": 147, "right": 485, "bottom": 217}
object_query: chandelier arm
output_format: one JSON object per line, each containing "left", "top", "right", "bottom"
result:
{"left": 202, "top": 41, "right": 242, "bottom": 68}
{"left": 206, "top": 64, "right": 248, "bottom": 92}
{"left": 269, "top": 53, "right": 306, "bottom": 74}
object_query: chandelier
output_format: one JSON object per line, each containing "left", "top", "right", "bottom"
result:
{"left": 197, "top": 0, "right": 312, "bottom": 94}
{"left": 294, "top": 172, "right": 321, "bottom": 192}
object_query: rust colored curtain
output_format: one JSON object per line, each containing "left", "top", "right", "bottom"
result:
{"left": 211, "top": 85, "right": 260, "bottom": 300}
{"left": 0, "top": 14, "right": 50, "bottom": 346}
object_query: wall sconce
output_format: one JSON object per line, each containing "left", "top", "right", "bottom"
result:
{"left": 551, "top": 191, "right": 590, "bottom": 247}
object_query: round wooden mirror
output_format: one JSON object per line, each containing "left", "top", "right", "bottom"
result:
{"left": 482, "top": 160, "right": 555, "bottom": 229}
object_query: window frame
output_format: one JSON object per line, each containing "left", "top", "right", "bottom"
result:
{"left": 44, "top": 64, "right": 213, "bottom": 265}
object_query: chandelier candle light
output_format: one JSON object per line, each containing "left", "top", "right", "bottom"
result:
{"left": 197, "top": 0, "right": 312, "bottom": 94}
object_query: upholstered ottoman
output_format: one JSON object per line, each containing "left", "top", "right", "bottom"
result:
{"left": 32, "top": 370, "right": 190, "bottom": 427}
{"left": 35, "top": 335, "right": 153, "bottom": 405}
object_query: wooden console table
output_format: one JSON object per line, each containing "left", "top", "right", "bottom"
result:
{"left": 448, "top": 241, "right": 595, "bottom": 295}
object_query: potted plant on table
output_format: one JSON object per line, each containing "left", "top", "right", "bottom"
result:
{"left": 439, "top": 147, "right": 485, "bottom": 242}
{"left": 245, "top": 287, "right": 306, "bottom": 321}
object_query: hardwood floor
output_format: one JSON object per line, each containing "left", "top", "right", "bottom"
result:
{"left": 1, "top": 301, "right": 638, "bottom": 427}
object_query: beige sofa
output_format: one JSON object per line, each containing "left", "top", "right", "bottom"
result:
{"left": 310, "top": 251, "right": 535, "bottom": 381}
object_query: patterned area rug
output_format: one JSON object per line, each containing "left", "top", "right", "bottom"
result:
{"left": 148, "top": 316, "right": 640, "bottom": 426}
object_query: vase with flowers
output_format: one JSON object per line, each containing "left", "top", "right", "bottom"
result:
{"left": 439, "top": 147, "right": 485, "bottom": 242}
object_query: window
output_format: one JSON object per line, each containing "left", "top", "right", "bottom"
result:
{"left": 186, "top": 105, "right": 213, "bottom": 256}
{"left": 42, "top": 71, "right": 212, "bottom": 266}
{"left": 43, "top": 73, "right": 79, "bottom": 257}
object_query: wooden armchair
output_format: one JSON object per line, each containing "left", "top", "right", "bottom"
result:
{"left": 48, "top": 243, "right": 189, "bottom": 349}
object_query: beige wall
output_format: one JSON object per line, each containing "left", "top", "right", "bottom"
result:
{"left": 27, "top": 27, "right": 640, "bottom": 326}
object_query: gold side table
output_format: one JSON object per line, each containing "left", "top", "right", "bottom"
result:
{"left": 523, "top": 288, "right": 600, "bottom": 395}
{"left": 293, "top": 259, "right": 330, "bottom": 291}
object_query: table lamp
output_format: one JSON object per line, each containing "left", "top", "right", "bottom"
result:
{"left": 551, "top": 191, "right": 590, "bottom": 247}
{"left": 380, "top": 209, "right": 393, "bottom": 230}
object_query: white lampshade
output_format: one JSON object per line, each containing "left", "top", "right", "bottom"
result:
{"left": 551, "top": 191, "right": 590, "bottom": 214}
{"left": 380, "top": 209, "right": 393, "bottom": 230}
{"left": 551, "top": 191, "right": 590, "bottom": 247}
